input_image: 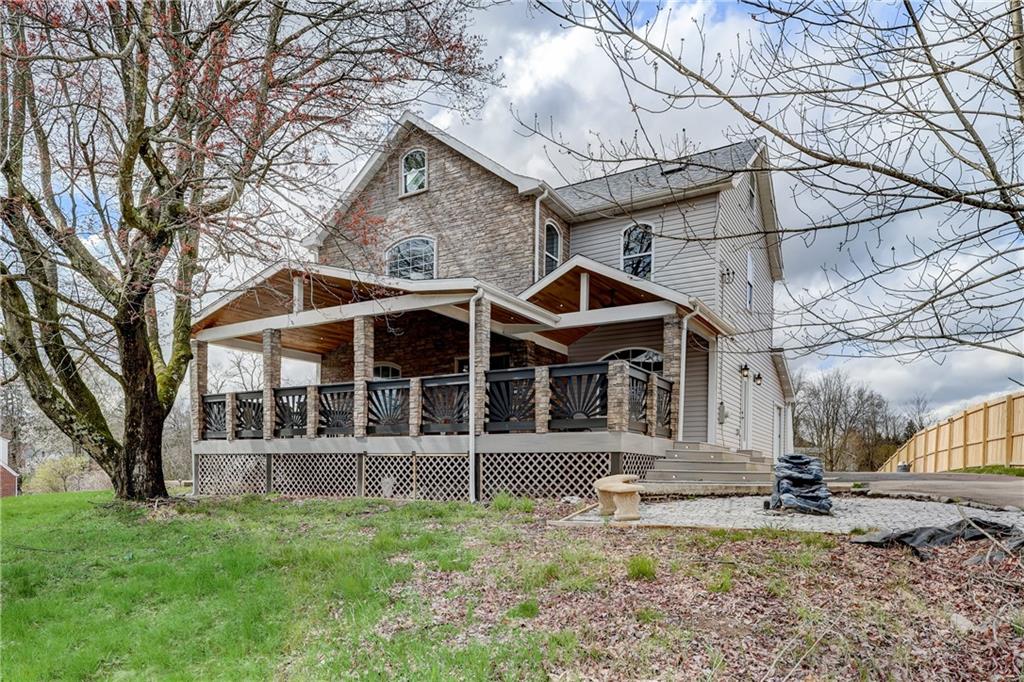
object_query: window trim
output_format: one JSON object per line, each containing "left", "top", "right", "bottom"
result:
{"left": 619, "top": 222, "right": 655, "bottom": 281}
{"left": 543, "top": 221, "right": 562, "bottom": 276}
{"left": 400, "top": 148, "right": 428, "bottom": 196}
{"left": 384, "top": 235, "right": 437, "bottom": 280}
{"left": 600, "top": 347, "right": 664, "bottom": 375}
{"left": 373, "top": 362, "right": 402, "bottom": 379}
{"left": 745, "top": 250, "right": 754, "bottom": 311}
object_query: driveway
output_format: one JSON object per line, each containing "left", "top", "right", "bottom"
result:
{"left": 829, "top": 471, "right": 1024, "bottom": 509}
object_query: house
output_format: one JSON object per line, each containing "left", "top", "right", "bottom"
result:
{"left": 189, "top": 112, "right": 795, "bottom": 500}
{"left": 0, "top": 433, "right": 20, "bottom": 497}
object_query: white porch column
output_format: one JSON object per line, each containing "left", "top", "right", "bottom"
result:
{"left": 262, "top": 329, "right": 281, "bottom": 440}
{"left": 189, "top": 340, "right": 208, "bottom": 442}
{"left": 784, "top": 401, "right": 795, "bottom": 453}
{"left": 352, "top": 315, "right": 374, "bottom": 437}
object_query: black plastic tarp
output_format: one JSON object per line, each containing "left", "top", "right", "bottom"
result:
{"left": 851, "top": 517, "right": 1024, "bottom": 562}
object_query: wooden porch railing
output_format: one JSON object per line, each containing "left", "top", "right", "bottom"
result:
{"left": 197, "top": 361, "right": 675, "bottom": 441}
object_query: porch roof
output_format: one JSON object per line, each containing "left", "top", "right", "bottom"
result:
{"left": 191, "top": 257, "right": 736, "bottom": 359}
{"left": 191, "top": 262, "right": 563, "bottom": 356}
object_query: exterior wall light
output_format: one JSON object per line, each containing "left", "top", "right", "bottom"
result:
{"left": 753, "top": 373, "right": 763, "bottom": 386}
{"left": 739, "top": 363, "right": 750, "bottom": 378}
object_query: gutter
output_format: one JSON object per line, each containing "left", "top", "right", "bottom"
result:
{"left": 467, "top": 286, "right": 486, "bottom": 502}
{"left": 688, "top": 297, "right": 736, "bottom": 337}
{"left": 533, "top": 188, "right": 549, "bottom": 282}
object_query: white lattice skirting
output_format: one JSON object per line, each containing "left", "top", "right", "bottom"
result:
{"left": 195, "top": 451, "right": 651, "bottom": 501}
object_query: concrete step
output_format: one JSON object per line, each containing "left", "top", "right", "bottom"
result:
{"left": 644, "top": 469, "right": 773, "bottom": 483}
{"left": 655, "top": 459, "right": 772, "bottom": 474}
{"left": 663, "top": 449, "right": 759, "bottom": 463}
{"left": 639, "top": 481, "right": 775, "bottom": 496}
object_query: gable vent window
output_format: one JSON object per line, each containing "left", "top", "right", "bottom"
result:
{"left": 746, "top": 250, "right": 754, "bottom": 311}
{"left": 401, "top": 149, "right": 427, "bottom": 194}
{"left": 386, "top": 236, "right": 436, "bottom": 280}
{"left": 373, "top": 362, "right": 402, "bottom": 379}
{"left": 544, "top": 222, "right": 562, "bottom": 276}
{"left": 621, "top": 223, "right": 653, "bottom": 280}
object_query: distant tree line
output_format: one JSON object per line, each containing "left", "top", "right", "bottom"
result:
{"left": 793, "top": 369, "right": 934, "bottom": 471}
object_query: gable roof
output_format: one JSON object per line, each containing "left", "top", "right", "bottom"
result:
{"left": 554, "top": 139, "right": 763, "bottom": 215}
{"left": 302, "top": 112, "right": 570, "bottom": 249}
{"left": 521, "top": 254, "right": 737, "bottom": 336}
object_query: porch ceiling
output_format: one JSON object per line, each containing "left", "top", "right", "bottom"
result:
{"left": 526, "top": 266, "right": 664, "bottom": 314}
{"left": 231, "top": 319, "right": 354, "bottom": 356}
{"left": 193, "top": 268, "right": 404, "bottom": 334}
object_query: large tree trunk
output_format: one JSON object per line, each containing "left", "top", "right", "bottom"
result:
{"left": 115, "top": 318, "right": 169, "bottom": 500}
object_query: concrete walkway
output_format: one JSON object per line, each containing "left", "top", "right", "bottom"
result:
{"left": 558, "top": 495, "right": 1024, "bottom": 534}
{"left": 828, "top": 472, "right": 1023, "bottom": 508}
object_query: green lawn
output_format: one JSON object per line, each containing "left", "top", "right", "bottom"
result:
{"left": 2, "top": 491, "right": 1017, "bottom": 680}
{"left": 954, "top": 465, "right": 1024, "bottom": 477}
{"left": 0, "top": 492, "right": 564, "bottom": 680}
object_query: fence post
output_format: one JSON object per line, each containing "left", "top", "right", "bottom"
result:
{"left": 645, "top": 374, "right": 658, "bottom": 436}
{"left": 946, "top": 418, "right": 953, "bottom": 471}
{"left": 981, "top": 401, "right": 990, "bottom": 466}
{"left": 265, "top": 454, "right": 272, "bottom": 494}
{"left": 357, "top": 451, "right": 366, "bottom": 497}
{"left": 1006, "top": 394, "right": 1015, "bottom": 467}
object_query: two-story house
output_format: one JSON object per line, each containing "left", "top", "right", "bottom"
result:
{"left": 188, "top": 112, "right": 795, "bottom": 500}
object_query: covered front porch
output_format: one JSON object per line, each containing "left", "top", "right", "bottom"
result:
{"left": 188, "top": 258, "right": 731, "bottom": 499}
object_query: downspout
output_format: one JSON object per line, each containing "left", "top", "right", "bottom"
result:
{"left": 676, "top": 305, "right": 701, "bottom": 438}
{"left": 533, "top": 188, "right": 550, "bottom": 282}
{"left": 467, "top": 286, "right": 486, "bottom": 502}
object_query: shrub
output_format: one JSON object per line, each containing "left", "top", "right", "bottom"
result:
{"left": 626, "top": 555, "right": 657, "bottom": 581}
{"left": 25, "top": 455, "right": 91, "bottom": 493}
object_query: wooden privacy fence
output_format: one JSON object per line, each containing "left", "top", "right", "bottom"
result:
{"left": 878, "top": 391, "right": 1024, "bottom": 472}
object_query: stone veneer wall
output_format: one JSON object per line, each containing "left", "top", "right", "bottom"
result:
{"left": 320, "top": 311, "right": 567, "bottom": 383}
{"left": 317, "top": 127, "right": 561, "bottom": 294}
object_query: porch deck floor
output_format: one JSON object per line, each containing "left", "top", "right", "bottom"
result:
{"left": 554, "top": 495, "right": 1024, "bottom": 534}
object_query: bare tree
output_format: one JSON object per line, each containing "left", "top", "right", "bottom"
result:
{"left": 1, "top": 1, "right": 496, "bottom": 499}
{"left": 534, "top": 0, "right": 1023, "bottom": 361}
{"left": 209, "top": 352, "right": 263, "bottom": 393}
{"left": 902, "top": 392, "right": 935, "bottom": 440}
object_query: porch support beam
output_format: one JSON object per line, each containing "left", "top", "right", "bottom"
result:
{"left": 503, "top": 301, "right": 678, "bottom": 333}
{"left": 195, "top": 293, "right": 472, "bottom": 342}
{"left": 211, "top": 338, "right": 322, "bottom": 364}
{"left": 471, "top": 298, "right": 491, "bottom": 435}
{"left": 432, "top": 304, "right": 568, "bottom": 355}
{"left": 579, "top": 272, "right": 590, "bottom": 312}
{"left": 262, "top": 329, "right": 281, "bottom": 440}
{"left": 189, "top": 339, "right": 208, "bottom": 442}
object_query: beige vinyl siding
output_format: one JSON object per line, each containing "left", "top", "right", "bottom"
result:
{"left": 682, "top": 339, "right": 709, "bottom": 441}
{"left": 566, "top": 320, "right": 663, "bottom": 363}
{"left": 713, "top": 173, "right": 785, "bottom": 454}
{"left": 568, "top": 196, "right": 721, "bottom": 303}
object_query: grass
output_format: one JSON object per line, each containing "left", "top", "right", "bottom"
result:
{"left": 0, "top": 492, "right": 567, "bottom": 680}
{"left": 508, "top": 598, "right": 540, "bottom": 619}
{"left": 490, "top": 491, "right": 536, "bottom": 513}
{"left": 705, "top": 566, "right": 735, "bottom": 593}
{"left": 626, "top": 554, "right": 657, "bottom": 580}
{"left": 954, "top": 465, "right": 1024, "bottom": 477}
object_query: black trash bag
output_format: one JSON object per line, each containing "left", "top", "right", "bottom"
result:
{"left": 768, "top": 453, "right": 833, "bottom": 515}
{"left": 851, "top": 517, "right": 1024, "bottom": 562}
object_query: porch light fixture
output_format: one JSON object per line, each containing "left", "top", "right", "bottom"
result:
{"left": 739, "top": 363, "right": 750, "bottom": 378}
{"left": 754, "top": 373, "right": 763, "bottom": 386}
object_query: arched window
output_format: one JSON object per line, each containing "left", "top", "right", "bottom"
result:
{"left": 601, "top": 348, "right": 663, "bottom": 375}
{"left": 544, "top": 221, "right": 562, "bottom": 276}
{"left": 373, "top": 362, "right": 401, "bottom": 379}
{"left": 386, "top": 236, "right": 436, "bottom": 280}
{"left": 621, "top": 223, "right": 653, "bottom": 280}
{"left": 401, "top": 149, "right": 427, "bottom": 194}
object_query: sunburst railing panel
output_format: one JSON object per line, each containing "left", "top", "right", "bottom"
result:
{"left": 485, "top": 368, "right": 536, "bottom": 432}
{"left": 202, "top": 394, "right": 227, "bottom": 440}
{"left": 420, "top": 375, "right": 470, "bottom": 434}
{"left": 274, "top": 387, "right": 307, "bottom": 438}
{"left": 318, "top": 383, "right": 354, "bottom": 436}
{"left": 367, "top": 379, "right": 410, "bottom": 435}
{"left": 234, "top": 391, "right": 263, "bottom": 439}
{"left": 548, "top": 363, "right": 608, "bottom": 431}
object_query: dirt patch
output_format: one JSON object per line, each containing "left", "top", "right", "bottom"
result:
{"left": 378, "top": 512, "right": 1024, "bottom": 680}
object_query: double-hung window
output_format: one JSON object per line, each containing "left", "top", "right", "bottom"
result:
{"left": 544, "top": 222, "right": 562, "bottom": 276}
{"left": 621, "top": 223, "right": 654, "bottom": 280}
{"left": 401, "top": 150, "right": 427, "bottom": 194}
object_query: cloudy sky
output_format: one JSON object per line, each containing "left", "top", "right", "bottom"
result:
{"left": 417, "top": 1, "right": 1021, "bottom": 419}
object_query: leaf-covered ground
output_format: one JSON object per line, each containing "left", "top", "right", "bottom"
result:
{"left": 2, "top": 492, "right": 1021, "bottom": 680}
